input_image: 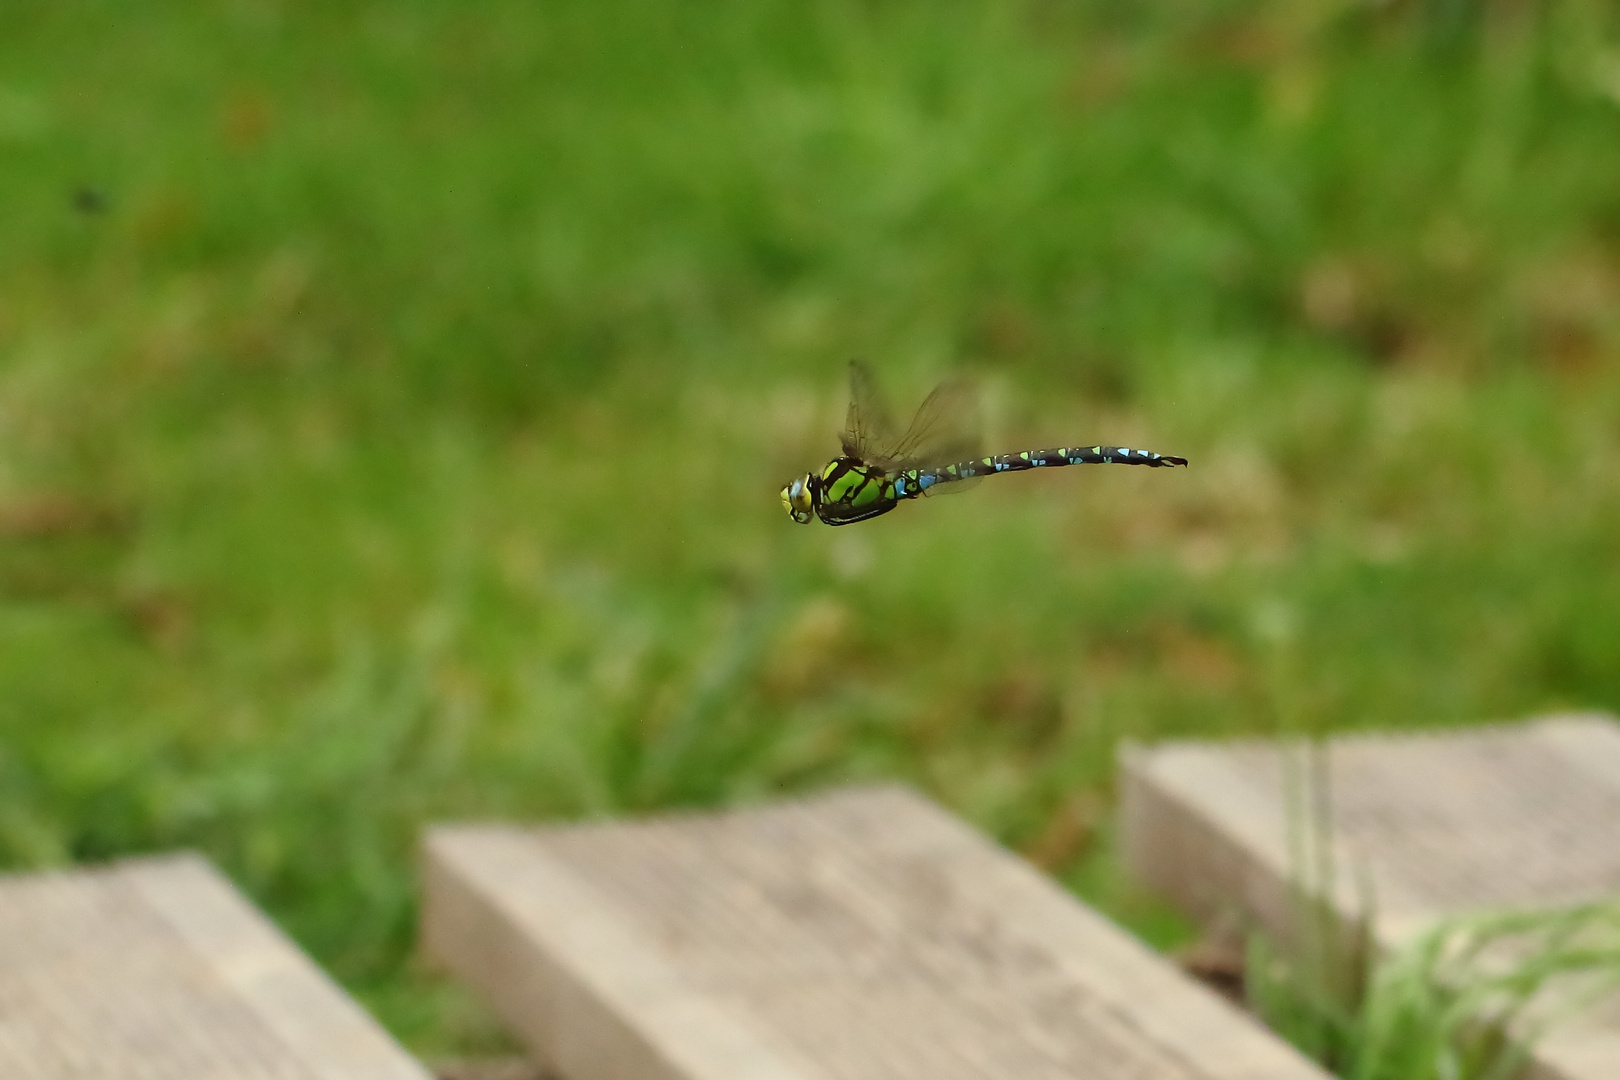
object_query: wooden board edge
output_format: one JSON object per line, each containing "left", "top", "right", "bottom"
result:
{"left": 1118, "top": 744, "right": 1304, "bottom": 941}
{"left": 421, "top": 826, "right": 811, "bottom": 1080}
{"left": 895, "top": 789, "right": 1335, "bottom": 1080}
{"left": 1120, "top": 730, "right": 1620, "bottom": 1080}
{"left": 118, "top": 851, "right": 432, "bottom": 1080}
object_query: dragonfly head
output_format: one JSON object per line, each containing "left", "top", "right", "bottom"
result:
{"left": 780, "top": 474, "right": 815, "bottom": 524}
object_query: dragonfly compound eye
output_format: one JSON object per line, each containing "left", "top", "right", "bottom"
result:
{"left": 781, "top": 476, "right": 815, "bottom": 524}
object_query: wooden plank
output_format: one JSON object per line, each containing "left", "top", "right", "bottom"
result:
{"left": 1119, "top": 713, "right": 1620, "bottom": 1080}
{"left": 422, "top": 784, "right": 1331, "bottom": 1080}
{"left": 0, "top": 852, "right": 431, "bottom": 1080}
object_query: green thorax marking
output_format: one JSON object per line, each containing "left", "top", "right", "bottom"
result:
{"left": 815, "top": 458, "right": 898, "bottom": 524}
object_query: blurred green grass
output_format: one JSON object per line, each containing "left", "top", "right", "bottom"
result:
{"left": 5, "top": 0, "right": 1620, "bottom": 1059}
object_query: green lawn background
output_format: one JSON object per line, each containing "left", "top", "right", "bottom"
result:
{"left": 4, "top": 0, "right": 1620, "bottom": 1055}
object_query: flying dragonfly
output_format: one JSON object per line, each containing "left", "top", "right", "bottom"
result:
{"left": 780, "top": 361, "right": 1187, "bottom": 526}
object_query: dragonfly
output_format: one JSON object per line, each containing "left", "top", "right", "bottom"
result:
{"left": 780, "top": 362, "right": 1187, "bottom": 526}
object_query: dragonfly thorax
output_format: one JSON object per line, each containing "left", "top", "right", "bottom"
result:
{"left": 810, "top": 458, "right": 902, "bottom": 525}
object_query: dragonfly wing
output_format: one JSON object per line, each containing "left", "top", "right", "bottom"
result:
{"left": 840, "top": 360, "right": 901, "bottom": 462}
{"left": 888, "top": 374, "right": 982, "bottom": 473}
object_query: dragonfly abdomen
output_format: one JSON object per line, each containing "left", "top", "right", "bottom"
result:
{"left": 892, "top": 445, "right": 1186, "bottom": 497}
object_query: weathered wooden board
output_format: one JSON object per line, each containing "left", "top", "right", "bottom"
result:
{"left": 422, "top": 785, "right": 1330, "bottom": 1080}
{"left": 1120, "top": 713, "right": 1620, "bottom": 1080}
{"left": 0, "top": 852, "right": 431, "bottom": 1080}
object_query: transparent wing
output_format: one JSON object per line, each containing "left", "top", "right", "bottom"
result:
{"left": 840, "top": 360, "right": 901, "bottom": 463}
{"left": 887, "top": 375, "right": 982, "bottom": 475}
{"left": 839, "top": 362, "right": 984, "bottom": 485}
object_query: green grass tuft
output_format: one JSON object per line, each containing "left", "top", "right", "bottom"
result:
{"left": 1250, "top": 901, "right": 1620, "bottom": 1080}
